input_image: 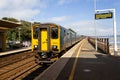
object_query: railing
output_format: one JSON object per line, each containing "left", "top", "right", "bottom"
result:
{"left": 88, "top": 37, "right": 109, "bottom": 54}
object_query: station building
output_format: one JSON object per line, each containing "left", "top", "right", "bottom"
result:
{"left": 0, "top": 20, "right": 21, "bottom": 52}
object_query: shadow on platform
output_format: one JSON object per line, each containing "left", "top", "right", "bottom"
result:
{"left": 24, "top": 53, "right": 120, "bottom": 80}
{"left": 56, "top": 54, "right": 120, "bottom": 80}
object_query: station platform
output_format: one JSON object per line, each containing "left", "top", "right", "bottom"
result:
{"left": 35, "top": 38, "right": 120, "bottom": 80}
{"left": 0, "top": 47, "right": 31, "bottom": 56}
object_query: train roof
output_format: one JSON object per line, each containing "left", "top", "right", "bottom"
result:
{"left": 68, "top": 28, "right": 76, "bottom": 33}
{"left": 41, "top": 23, "right": 60, "bottom": 26}
{"left": 33, "top": 22, "right": 76, "bottom": 33}
{"left": 40, "top": 23, "right": 67, "bottom": 29}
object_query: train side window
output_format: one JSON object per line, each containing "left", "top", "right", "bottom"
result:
{"left": 64, "top": 30, "right": 66, "bottom": 36}
{"left": 67, "top": 33, "right": 69, "bottom": 35}
{"left": 51, "top": 27, "right": 58, "bottom": 39}
{"left": 33, "top": 28, "right": 38, "bottom": 39}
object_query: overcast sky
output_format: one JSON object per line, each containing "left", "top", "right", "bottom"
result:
{"left": 0, "top": 0, "right": 120, "bottom": 36}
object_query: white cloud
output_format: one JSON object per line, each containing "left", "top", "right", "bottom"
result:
{"left": 86, "top": 0, "right": 99, "bottom": 2}
{"left": 50, "top": 16, "right": 70, "bottom": 22}
{"left": 58, "top": 0, "right": 73, "bottom": 5}
{"left": 65, "top": 20, "right": 113, "bottom": 36}
{"left": 0, "top": 0, "right": 46, "bottom": 20}
{"left": 68, "top": 20, "right": 95, "bottom": 36}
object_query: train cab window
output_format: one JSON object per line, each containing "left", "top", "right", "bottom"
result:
{"left": 51, "top": 27, "right": 58, "bottom": 39}
{"left": 33, "top": 27, "right": 38, "bottom": 39}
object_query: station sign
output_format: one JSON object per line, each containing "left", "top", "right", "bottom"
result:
{"left": 95, "top": 12, "right": 113, "bottom": 20}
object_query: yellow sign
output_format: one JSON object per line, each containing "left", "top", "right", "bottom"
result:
{"left": 95, "top": 13, "right": 113, "bottom": 20}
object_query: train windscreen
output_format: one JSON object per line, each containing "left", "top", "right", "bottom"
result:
{"left": 51, "top": 27, "right": 58, "bottom": 39}
{"left": 33, "top": 27, "right": 38, "bottom": 39}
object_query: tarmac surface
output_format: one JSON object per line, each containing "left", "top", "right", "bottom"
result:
{"left": 35, "top": 39, "right": 120, "bottom": 80}
{"left": 57, "top": 39, "right": 120, "bottom": 80}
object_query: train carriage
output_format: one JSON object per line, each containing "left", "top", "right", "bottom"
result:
{"left": 69, "top": 29, "right": 77, "bottom": 45}
{"left": 31, "top": 23, "right": 77, "bottom": 64}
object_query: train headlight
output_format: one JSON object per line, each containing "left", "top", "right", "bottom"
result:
{"left": 34, "top": 45, "right": 38, "bottom": 50}
{"left": 52, "top": 45, "right": 58, "bottom": 51}
{"left": 52, "top": 45, "right": 57, "bottom": 49}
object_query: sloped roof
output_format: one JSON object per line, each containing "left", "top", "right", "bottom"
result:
{"left": 0, "top": 20, "right": 21, "bottom": 30}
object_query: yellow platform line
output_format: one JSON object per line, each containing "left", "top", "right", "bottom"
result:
{"left": 69, "top": 39, "right": 85, "bottom": 80}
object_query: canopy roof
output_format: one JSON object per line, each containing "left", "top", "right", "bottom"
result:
{"left": 0, "top": 20, "right": 21, "bottom": 30}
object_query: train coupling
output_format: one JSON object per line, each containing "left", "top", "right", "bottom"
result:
{"left": 41, "top": 52, "right": 48, "bottom": 59}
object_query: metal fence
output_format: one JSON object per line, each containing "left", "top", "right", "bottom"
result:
{"left": 88, "top": 37, "right": 109, "bottom": 54}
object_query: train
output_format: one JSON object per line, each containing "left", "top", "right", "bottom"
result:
{"left": 31, "top": 22, "right": 80, "bottom": 64}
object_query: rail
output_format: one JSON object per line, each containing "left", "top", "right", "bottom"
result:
{"left": 0, "top": 49, "right": 54, "bottom": 79}
{"left": 0, "top": 51, "right": 34, "bottom": 68}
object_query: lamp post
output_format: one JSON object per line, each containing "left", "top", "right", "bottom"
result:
{"left": 18, "top": 27, "right": 21, "bottom": 42}
{"left": 31, "top": 19, "right": 34, "bottom": 30}
{"left": 94, "top": 0, "right": 97, "bottom": 51}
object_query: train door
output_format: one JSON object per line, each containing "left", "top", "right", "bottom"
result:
{"left": 38, "top": 27, "right": 50, "bottom": 52}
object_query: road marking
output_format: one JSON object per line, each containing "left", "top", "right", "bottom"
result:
{"left": 68, "top": 39, "right": 85, "bottom": 80}
{"left": 83, "top": 69, "right": 91, "bottom": 72}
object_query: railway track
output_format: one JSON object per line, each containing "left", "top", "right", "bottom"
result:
{"left": 0, "top": 50, "right": 34, "bottom": 68}
{"left": 0, "top": 38, "right": 84, "bottom": 80}
{"left": 0, "top": 50, "right": 40, "bottom": 80}
{"left": 0, "top": 51, "right": 53, "bottom": 80}
{"left": 0, "top": 57, "right": 34, "bottom": 79}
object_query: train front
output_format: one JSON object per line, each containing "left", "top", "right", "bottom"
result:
{"left": 35, "top": 23, "right": 60, "bottom": 64}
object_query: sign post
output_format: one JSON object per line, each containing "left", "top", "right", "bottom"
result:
{"left": 94, "top": 0, "right": 97, "bottom": 51}
{"left": 95, "top": 9, "right": 118, "bottom": 56}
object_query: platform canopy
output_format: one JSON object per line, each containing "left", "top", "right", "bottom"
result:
{"left": 0, "top": 20, "right": 21, "bottom": 30}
